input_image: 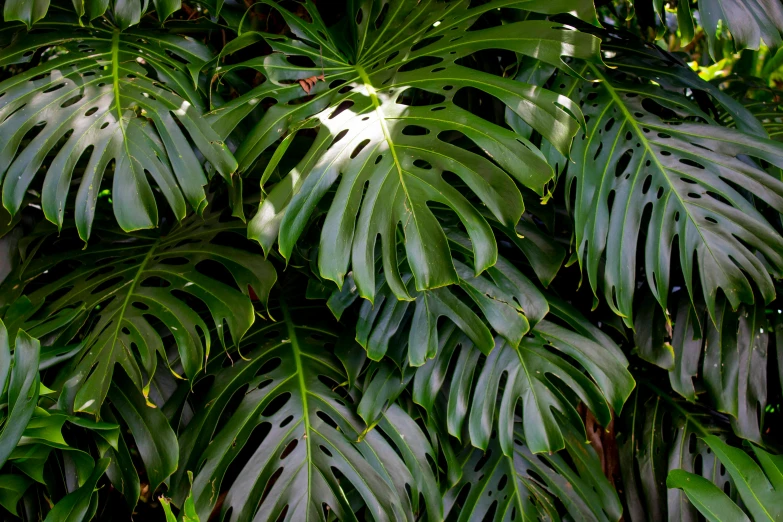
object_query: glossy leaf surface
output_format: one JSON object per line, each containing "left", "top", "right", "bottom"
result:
{"left": 0, "top": 21, "right": 236, "bottom": 239}
{"left": 0, "top": 209, "right": 275, "bottom": 415}
{"left": 172, "top": 307, "right": 439, "bottom": 522}
{"left": 215, "top": 0, "right": 602, "bottom": 301}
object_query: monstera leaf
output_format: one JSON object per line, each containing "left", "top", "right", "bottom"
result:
{"left": 325, "top": 251, "right": 634, "bottom": 454}
{"left": 3, "top": 0, "right": 180, "bottom": 28}
{"left": 666, "top": 0, "right": 782, "bottom": 57}
{"left": 172, "top": 306, "right": 440, "bottom": 521}
{"left": 3, "top": 0, "right": 49, "bottom": 27}
{"left": 0, "top": 20, "right": 236, "bottom": 240}
{"left": 209, "top": 0, "right": 602, "bottom": 302}
{"left": 551, "top": 35, "right": 783, "bottom": 326}
{"left": 330, "top": 231, "right": 552, "bottom": 367}
{"left": 667, "top": 436, "right": 783, "bottom": 522}
{"left": 0, "top": 208, "right": 276, "bottom": 415}
{"left": 444, "top": 423, "right": 622, "bottom": 522}
{"left": 635, "top": 291, "right": 769, "bottom": 443}
{"left": 466, "top": 320, "right": 634, "bottom": 455}
{"left": 617, "top": 386, "right": 740, "bottom": 522}
{"left": 0, "top": 319, "right": 40, "bottom": 469}
{"left": 718, "top": 78, "right": 783, "bottom": 141}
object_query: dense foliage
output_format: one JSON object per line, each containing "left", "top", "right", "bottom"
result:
{"left": 0, "top": 0, "right": 782, "bottom": 520}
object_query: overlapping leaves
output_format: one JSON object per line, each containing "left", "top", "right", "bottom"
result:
{"left": 552, "top": 34, "right": 783, "bottom": 325}
{"left": 320, "top": 241, "right": 634, "bottom": 454}
{"left": 0, "top": 20, "right": 236, "bottom": 240}
{"left": 635, "top": 291, "right": 769, "bottom": 442}
{"left": 444, "top": 423, "right": 622, "bottom": 521}
{"left": 619, "top": 0, "right": 783, "bottom": 59}
{"left": 172, "top": 308, "right": 439, "bottom": 522}
{"left": 211, "top": 0, "right": 602, "bottom": 303}
{"left": 3, "top": 0, "right": 181, "bottom": 28}
{"left": 0, "top": 322, "right": 139, "bottom": 519}
{"left": 0, "top": 208, "right": 276, "bottom": 416}
{"left": 617, "top": 386, "right": 738, "bottom": 522}
{"left": 668, "top": 436, "right": 783, "bottom": 522}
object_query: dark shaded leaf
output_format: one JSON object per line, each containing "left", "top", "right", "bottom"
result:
{"left": 0, "top": 321, "right": 40, "bottom": 469}
{"left": 444, "top": 423, "right": 622, "bottom": 521}
{"left": 1, "top": 208, "right": 275, "bottom": 415}
{"left": 42, "top": 458, "right": 109, "bottom": 522}
{"left": 172, "top": 306, "right": 439, "bottom": 521}
{"left": 667, "top": 436, "right": 783, "bottom": 522}
{"left": 108, "top": 371, "right": 178, "bottom": 495}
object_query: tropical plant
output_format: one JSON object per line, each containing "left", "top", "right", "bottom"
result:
{"left": 0, "top": 0, "right": 782, "bottom": 520}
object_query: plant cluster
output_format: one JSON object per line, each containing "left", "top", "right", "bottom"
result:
{"left": 0, "top": 0, "right": 783, "bottom": 520}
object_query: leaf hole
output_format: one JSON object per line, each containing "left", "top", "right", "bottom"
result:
{"left": 329, "top": 100, "right": 354, "bottom": 120}
{"left": 350, "top": 139, "right": 371, "bottom": 159}
{"left": 90, "top": 276, "right": 124, "bottom": 294}
{"left": 316, "top": 410, "right": 339, "bottom": 429}
{"left": 280, "top": 439, "right": 298, "bottom": 459}
{"left": 402, "top": 125, "right": 430, "bottom": 136}
{"left": 261, "top": 392, "right": 291, "bottom": 417}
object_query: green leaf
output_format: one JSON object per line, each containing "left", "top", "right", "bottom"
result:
{"left": 0, "top": 322, "right": 40, "bottom": 469}
{"left": 352, "top": 235, "right": 550, "bottom": 367}
{"left": 0, "top": 474, "right": 33, "bottom": 516}
{"left": 214, "top": 0, "right": 601, "bottom": 301}
{"left": 698, "top": 0, "right": 783, "bottom": 58}
{"left": 667, "top": 470, "right": 751, "bottom": 522}
{"left": 358, "top": 276, "right": 494, "bottom": 366}
{"left": 617, "top": 386, "right": 737, "bottom": 522}
{"left": 700, "top": 436, "right": 783, "bottom": 522}
{"left": 557, "top": 39, "right": 783, "bottom": 327}
{"left": 172, "top": 306, "right": 439, "bottom": 521}
{"left": 108, "top": 371, "right": 178, "bottom": 495}
{"left": 2, "top": 208, "right": 275, "bottom": 415}
{"left": 663, "top": 294, "right": 769, "bottom": 442}
{"left": 111, "top": 0, "right": 181, "bottom": 29}
{"left": 469, "top": 319, "right": 633, "bottom": 454}
{"left": 354, "top": 280, "right": 632, "bottom": 453}
{"left": 66, "top": 415, "right": 120, "bottom": 450}
{"left": 633, "top": 294, "right": 675, "bottom": 370}
{"left": 161, "top": 471, "right": 198, "bottom": 522}
{"left": 0, "top": 21, "right": 236, "bottom": 239}
{"left": 43, "top": 458, "right": 109, "bottom": 522}
{"left": 9, "top": 445, "right": 53, "bottom": 483}
{"left": 444, "top": 423, "right": 622, "bottom": 521}
{"left": 328, "top": 242, "right": 632, "bottom": 453}
{"left": 96, "top": 406, "right": 140, "bottom": 509}
{"left": 719, "top": 80, "right": 783, "bottom": 141}
{"left": 3, "top": 0, "right": 49, "bottom": 27}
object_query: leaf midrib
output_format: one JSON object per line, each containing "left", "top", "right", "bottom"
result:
{"left": 355, "top": 64, "right": 426, "bottom": 265}
{"left": 88, "top": 238, "right": 159, "bottom": 409}
{"left": 587, "top": 64, "right": 730, "bottom": 294}
{"left": 281, "top": 301, "right": 314, "bottom": 522}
